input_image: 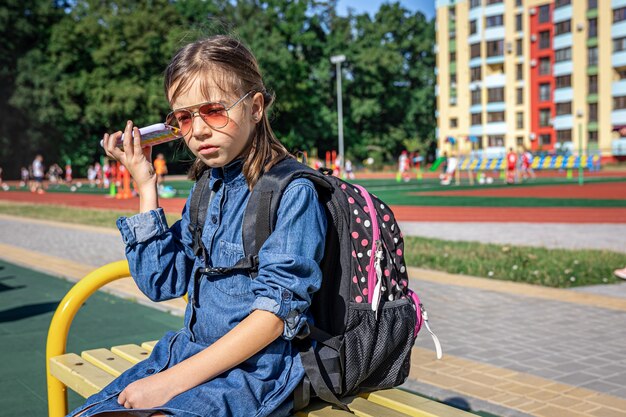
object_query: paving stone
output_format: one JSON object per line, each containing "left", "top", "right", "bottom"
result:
{"left": 556, "top": 372, "right": 600, "bottom": 386}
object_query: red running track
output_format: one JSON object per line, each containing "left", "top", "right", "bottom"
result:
{"left": 2, "top": 190, "right": 625, "bottom": 223}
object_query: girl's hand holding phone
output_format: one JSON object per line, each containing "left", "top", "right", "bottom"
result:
{"left": 102, "top": 121, "right": 158, "bottom": 211}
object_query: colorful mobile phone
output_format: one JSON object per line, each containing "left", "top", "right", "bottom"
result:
{"left": 100, "top": 123, "right": 182, "bottom": 149}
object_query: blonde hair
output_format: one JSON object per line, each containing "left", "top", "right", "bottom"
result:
{"left": 164, "top": 35, "right": 290, "bottom": 189}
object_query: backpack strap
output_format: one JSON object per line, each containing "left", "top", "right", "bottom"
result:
{"left": 188, "top": 169, "right": 212, "bottom": 260}
{"left": 241, "top": 157, "right": 330, "bottom": 277}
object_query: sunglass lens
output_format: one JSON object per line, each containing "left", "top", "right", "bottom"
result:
{"left": 167, "top": 110, "right": 193, "bottom": 135}
{"left": 199, "top": 103, "right": 229, "bottom": 128}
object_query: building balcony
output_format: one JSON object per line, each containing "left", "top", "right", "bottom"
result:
{"left": 469, "top": 125, "right": 484, "bottom": 136}
{"left": 468, "top": 33, "right": 481, "bottom": 44}
{"left": 553, "top": 61, "right": 573, "bottom": 76}
{"left": 485, "top": 73, "right": 506, "bottom": 88}
{"left": 485, "top": 55, "right": 505, "bottom": 65}
{"left": 470, "top": 104, "right": 483, "bottom": 113}
{"left": 612, "top": 110, "right": 626, "bottom": 126}
{"left": 553, "top": 5, "right": 572, "bottom": 23}
{"left": 484, "top": 2, "right": 505, "bottom": 17}
{"left": 553, "top": 114, "right": 574, "bottom": 130}
{"left": 613, "top": 51, "right": 626, "bottom": 68}
{"left": 470, "top": 57, "right": 482, "bottom": 68}
{"left": 613, "top": 80, "right": 626, "bottom": 97}
{"left": 484, "top": 122, "right": 507, "bottom": 135}
{"left": 486, "top": 102, "right": 506, "bottom": 112}
{"left": 469, "top": 7, "right": 483, "bottom": 21}
{"left": 484, "top": 27, "right": 505, "bottom": 42}
{"left": 554, "top": 87, "right": 573, "bottom": 103}
{"left": 613, "top": 20, "right": 626, "bottom": 39}
{"left": 613, "top": 0, "right": 626, "bottom": 9}
{"left": 553, "top": 33, "right": 573, "bottom": 50}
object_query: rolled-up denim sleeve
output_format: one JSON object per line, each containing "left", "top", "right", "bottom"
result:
{"left": 250, "top": 178, "right": 327, "bottom": 340}
{"left": 116, "top": 195, "right": 196, "bottom": 302}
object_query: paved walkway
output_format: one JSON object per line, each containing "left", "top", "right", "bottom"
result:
{"left": 2, "top": 215, "right": 626, "bottom": 417}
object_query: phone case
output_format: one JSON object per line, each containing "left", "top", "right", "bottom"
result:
{"left": 100, "top": 123, "right": 182, "bottom": 149}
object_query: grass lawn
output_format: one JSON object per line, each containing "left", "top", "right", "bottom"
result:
{"left": 0, "top": 201, "right": 622, "bottom": 288}
{"left": 0, "top": 201, "right": 181, "bottom": 228}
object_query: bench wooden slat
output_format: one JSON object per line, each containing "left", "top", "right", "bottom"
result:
{"left": 49, "top": 353, "right": 115, "bottom": 398}
{"left": 345, "top": 397, "right": 411, "bottom": 417}
{"left": 81, "top": 348, "right": 135, "bottom": 377}
{"left": 141, "top": 340, "right": 158, "bottom": 352}
{"left": 293, "top": 401, "right": 355, "bottom": 417}
{"left": 110, "top": 344, "right": 151, "bottom": 364}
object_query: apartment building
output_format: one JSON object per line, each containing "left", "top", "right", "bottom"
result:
{"left": 435, "top": 0, "right": 626, "bottom": 159}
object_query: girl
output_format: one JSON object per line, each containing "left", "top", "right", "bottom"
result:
{"left": 69, "top": 35, "right": 327, "bottom": 417}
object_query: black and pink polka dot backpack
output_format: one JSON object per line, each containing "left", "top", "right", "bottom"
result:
{"left": 192, "top": 156, "right": 441, "bottom": 411}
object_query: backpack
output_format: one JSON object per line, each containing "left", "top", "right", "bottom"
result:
{"left": 189, "top": 157, "right": 442, "bottom": 411}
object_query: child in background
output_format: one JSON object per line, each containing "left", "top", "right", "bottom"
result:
{"left": 153, "top": 153, "right": 168, "bottom": 189}
{"left": 71, "top": 35, "right": 326, "bottom": 417}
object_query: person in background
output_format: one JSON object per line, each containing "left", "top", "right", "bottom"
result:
{"left": 20, "top": 166, "right": 30, "bottom": 188}
{"left": 153, "top": 153, "right": 168, "bottom": 190}
{"left": 615, "top": 267, "right": 626, "bottom": 280}
{"left": 31, "top": 154, "right": 45, "bottom": 194}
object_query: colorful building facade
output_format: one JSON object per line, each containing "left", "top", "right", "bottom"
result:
{"left": 435, "top": 0, "right": 626, "bottom": 159}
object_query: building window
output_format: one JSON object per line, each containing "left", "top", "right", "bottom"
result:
{"left": 557, "top": 129, "right": 572, "bottom": 142}
{"left": 516, "top": 112, "right": 524, "bottom": 129}
{"left": 487, "top": 135, "right": 504, "bottom": 146}
{"left": 516, "top": 39, "right": 523, "bottom": 56}
{"left": 554, "top": 20, "right": 571, "bottom": 36}
{"left": 516, "top": 63, "right": 524, "bottom": 80}
{"left": 471, "top": 67, "right": 482, "bottom": 81}
{"left": 614, "top": 96, "right": 626, "bottom": 110}
{"left": 486, "top": 0, "right": 503, "bottom": 4}
{"left": 539, "top": 134, "right": 552, "bottom": 146}
{"left": 539, "top": 83, "right": 551, "bottom": 101}
{"left": 487, "top": 111, "right": 505, "bottom": 122}
{"left": 588, "top": 103, "right": 598, "bottom": 122}
{"left": 617, "top": 68, "right": 626, "bottom": 80}
{"left": 555, "top": 74, "right": 571, "bottom": 88}
{"left": 588, "top": 18, "right": 597, "bottom": 39}
{"left": 486, "top": 40, "right": 504, "bottom": 57}
{"left": 588, "top": 46, "right": 598, "bottom": 67}
{"left": 516, "top": 14, "right": 522, "bottom": 31}
{"left": 539, "top": 5, "right": 550, "bottom": 23}
{"left": 516, "top": 87, "right": 524, "bottom": 104}
{"left": 614, "top": 37, "right": 626, "bottom": 53}
{"left": 471, "top": 43, "right": 481, "bottom": 58}
{"left": 588, "top": 0, "right": 597, "bottom": 10}
{"left": 588, "top": 131, "right": 598, "bottom": 143}
{"left": 516, "top": 136, "right": 524, "bottom": 146}
{"left": 539, "top": 31, "right": 551, "bottom": 49}
{"left": 539, "top": 57, "right": 551, "bottom": 75}
{"left": 471, "top": 112, "right": 482, "bottom": 125}
{"left": 555, "top": 47, "right": 572, "bottom": 62}
{"left": 471, "top": 89, "right": 482, "bottom": 105}
{"left": 539, "top": 109, "right": 551, "bottom": 127}
{"left": 486, "top": 14, "right": 504, "bottom": 28}
{"left": 450, "top": 118, "right": 458, "bottom": 128}
{"left": 488, "top": 87, "right": 505, "bottom": 102}
{"left": 614, "top": 7, "right": 626, "bottom": 23}
{"left": 470, "top": 0, "right": 481, "bottom": 8}
{"left": 589, "top": 75, "right": 598, "bottom": 94}
{"left": 450, "top": 51, "right": 457, "bottom": 61}
{"left": 555, "top": 0, "right": 571, "bottom": 8}
{"left": 556, "top": 102, "right": 572, "bottom": 115}
{"left": 470, "top": 20, "right": 477, "bottom": 35}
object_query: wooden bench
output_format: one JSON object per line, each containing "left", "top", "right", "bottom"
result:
{"left": 46, "top": 261, "right": 474, "bottom": 417}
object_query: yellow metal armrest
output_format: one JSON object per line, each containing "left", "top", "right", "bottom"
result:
{"left": 46, "top": 260, "right": 130, "bottom": 417}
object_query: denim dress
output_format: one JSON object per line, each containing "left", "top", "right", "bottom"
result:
{"left": 68, "top": 160, "right": 327, "bottom": 417}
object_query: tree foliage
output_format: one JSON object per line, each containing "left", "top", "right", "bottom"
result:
{"left": 1, "top": 0, "right": 435, "bottom": 177}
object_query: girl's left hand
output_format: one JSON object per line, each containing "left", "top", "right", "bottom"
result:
{"left": 117, "top": 371, "right": 178, "bottom": 409}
